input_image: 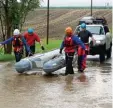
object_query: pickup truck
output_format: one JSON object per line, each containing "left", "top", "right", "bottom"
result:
{"left": 75, "top": 24, "right": 112, "bottom": 62}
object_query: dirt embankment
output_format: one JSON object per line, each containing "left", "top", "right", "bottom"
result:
{"left": 23, "top": 9, "right": 112, "bottom": 39}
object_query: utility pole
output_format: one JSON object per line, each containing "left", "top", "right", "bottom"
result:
{"left": 47, "top": 0, "right": 49, "bottom": 44}
{"left": 91, "top": 0, "right": 92, "bottom": 16}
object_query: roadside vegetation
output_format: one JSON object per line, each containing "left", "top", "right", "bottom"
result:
{"left": 36, "top": 39, "right": 62, "bottom": 53}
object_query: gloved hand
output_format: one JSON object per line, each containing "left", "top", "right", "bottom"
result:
{"left": 41, "top": 46, "right": 45, "bottom": 50}
{"left": 59, "top": 49, "right": 62, "bottom": 54}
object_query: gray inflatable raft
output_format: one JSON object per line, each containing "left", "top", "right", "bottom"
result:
{"left": 15, "top": 49, "right": 61, "bottom": 73}
{"left": 43, "top": 53, "right": 77, "bottom": 73}
{"left": 43, "top": 55, "right": 65, "bottom": 73}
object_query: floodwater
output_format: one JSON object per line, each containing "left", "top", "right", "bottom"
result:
{"left": 0, "top": 55, "right": 112, "bottom": 108}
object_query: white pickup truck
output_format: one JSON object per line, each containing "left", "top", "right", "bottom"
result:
{"left": 75, "top": 24, "right": 112, "bottom": 62}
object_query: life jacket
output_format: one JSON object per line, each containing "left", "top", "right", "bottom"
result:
{"left": 64, "top": 35, "right": 75, "bottom": 53}
{"left": 12, "top": 35, "right": 23, "bottom": 52}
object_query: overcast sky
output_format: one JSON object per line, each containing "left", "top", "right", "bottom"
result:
{"left": 41, "top": 0, "right": 112, "bottom": 7}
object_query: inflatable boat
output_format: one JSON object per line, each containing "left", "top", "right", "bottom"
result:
{"left": 43, "top": 53, "right": 77, "bottom": 73}
{"left": 15, "top": 49, "right": 61, "bottom": 73}
{"left": 43, "top": 54, "right": 65, "bottom": 73}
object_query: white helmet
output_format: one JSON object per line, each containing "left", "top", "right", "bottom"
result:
{"left": 13, "top": 29, "right": 20, "bottom": 35}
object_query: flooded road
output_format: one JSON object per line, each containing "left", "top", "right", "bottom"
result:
{"left": 0, "top": 56, "right": 112, "bottom": 108}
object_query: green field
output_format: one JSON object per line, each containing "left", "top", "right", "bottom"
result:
{"left": 35, "top": 39, "right": 62, "bottom": 53}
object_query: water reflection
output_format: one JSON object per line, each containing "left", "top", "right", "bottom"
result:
{"left": 76, "top": 73, "right": 88, "bottom": 82}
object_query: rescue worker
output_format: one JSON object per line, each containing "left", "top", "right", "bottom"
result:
{"left": 59, "top": 27, "right": 85, "bottom": 75}
{"left": 0, "top": 29, "right": 31, "bottom": 62}
{"left": 77, "top": 23, "right": 95, "bottom": 72}
{"left": 23, "top": 28, "right": 45, "bottom": 56}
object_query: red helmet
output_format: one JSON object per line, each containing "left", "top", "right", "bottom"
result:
{"left": 65, "top": 27, "right": 73, "bottom": 35}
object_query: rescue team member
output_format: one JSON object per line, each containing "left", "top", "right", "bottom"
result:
{"left": 59, "top": 27, "right": 85, "bottom": 75}
{"left": 77, "top": 23, "right": 95, "bottom": 72}
{"left": 23, "top": 28, "right": 45, "bottom": 56}
{"left": 0, "top": 29, "right": 31, "bottom": 62}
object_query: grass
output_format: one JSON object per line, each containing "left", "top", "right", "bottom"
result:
{"left": 0, "top": 39, "right": 62, "bottom": 62}
{"left": 0, "top": 54, "right": 15, "bottom": 61}
{"left": 0, "top": 47, "right": 15, "bottom": 61}
{"left": 36, "top": 39, "right": 62, "bottom": 53}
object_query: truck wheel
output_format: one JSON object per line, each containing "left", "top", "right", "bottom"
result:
{"left": 99, "top": 45, "right": 105, "bottom": 63}
{"left": 106, "top": 43, "right": 112, "bottom": 59}
{"left": 99, "top": 45, "right": 106, "bottom": 63}
{"left": 99, "top": 53, "right": 105, "bottom": 63}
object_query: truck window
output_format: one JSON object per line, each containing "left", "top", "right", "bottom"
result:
{"left": 100, "top": 27, "right": 105, "bottom": 35}
{"left": 86, "top": 26, "right": 105, "bottom": 35}
{"left": 74, "top": 27, "right": 81, "bottom": 35}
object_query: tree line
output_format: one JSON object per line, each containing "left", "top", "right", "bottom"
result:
{"left": 0, "top": 0, "right": 41, "bottom": 54}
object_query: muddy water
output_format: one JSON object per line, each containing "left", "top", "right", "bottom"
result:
{"left": 0, "top": 57, "right": 112, "bottom": 108}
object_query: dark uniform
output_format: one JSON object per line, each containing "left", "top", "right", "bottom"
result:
{"left": 78, "top": 30, "right": 92, "bottom": 43}
{"left": 60, "top": 35, "right": 85, "bottom": 75}
{"left": 77, "top": 30, "right": 92, "bottom": 72}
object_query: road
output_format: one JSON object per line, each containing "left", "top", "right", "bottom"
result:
{"left": 0, "top": 54, "right": 112, "bottom": 108}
